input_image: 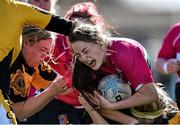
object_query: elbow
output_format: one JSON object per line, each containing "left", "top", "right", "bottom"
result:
{"left": 14, "top": 111, "right": 28, "bottom": 120}
{"left": 139, "top": 83, "right": 159, "bottom": 104}
{"left": 12, "top": 105, "right": 29, "bottom": 120}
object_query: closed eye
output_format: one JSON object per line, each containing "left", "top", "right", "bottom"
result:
{"left": 82, "top": 47, "right": 88, "bottom": 54}
{"left": 40, "top": 48, "right": 47, "bottom": 52}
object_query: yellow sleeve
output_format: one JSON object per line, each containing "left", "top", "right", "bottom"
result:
{"left": 16, "top": 1, "right": 52, "bottom": 29}
{"left": 168, "top": 113, "right": 180, "bottom": 124}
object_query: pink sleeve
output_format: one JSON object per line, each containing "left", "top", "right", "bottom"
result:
{"left": 158, "top": 23, "right": 180, "bottom": 58}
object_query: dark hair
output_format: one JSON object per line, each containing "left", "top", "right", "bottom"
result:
{"left": 69, "top": 24, "right": 108, "bottom": 93}
{"left": 73, "top": 59, "right": 98, "bottom": 93}
{"left": 73, "top": 58, "right": 111, "bottom": 93}
{"left": 69, "top": 23, "right": 107, "bottom": 45}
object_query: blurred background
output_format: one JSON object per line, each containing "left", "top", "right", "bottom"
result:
{"left": 51, "top": 0, "right": 180, "bottom": 100}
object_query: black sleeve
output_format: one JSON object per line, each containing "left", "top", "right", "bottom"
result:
{"left": 38, "top": 62, "right": 57, "bottom": 81}
{"left": 45, "top": 15, "right": 73, "bottom": 36}
{"left": 0, "top": 50, "right": 13, "bottom": 98}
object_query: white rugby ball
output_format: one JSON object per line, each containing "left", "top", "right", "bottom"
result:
{"left": 98, "top": 74, "right": 132, "bottom": 102}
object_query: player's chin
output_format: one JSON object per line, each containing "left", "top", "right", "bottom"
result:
{"left": 33, "top": 62, "right": 40, "bottom": 67}
{"left": 27, "top": 62, "right": 34, "bottom": 67}
{"left": 91, "top": 64, "right": 101, "bottom": 71}
{"left": 93, "top": 61, "right": 103, "bottom": 70}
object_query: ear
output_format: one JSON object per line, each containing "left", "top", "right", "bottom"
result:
{"left": 23, "top": 40, "right": 30, "bottom": 48}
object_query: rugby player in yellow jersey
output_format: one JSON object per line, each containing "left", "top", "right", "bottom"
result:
{"left": 0, "top": 0, "right": 75, "bottom": 124}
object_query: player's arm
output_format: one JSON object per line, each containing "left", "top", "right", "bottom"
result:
{"left": 16, "top": 1, "right": 74, "bottom": 36}
{"left": 11, "top": 76, "right": 70, "bottom": 120}
{"left": 99, "top": 109, "right": 138, "bottom": 124}
{"left": 10, "top": 63, "right": 69, "bottom": 120}
{"left": 45, "top": 15, "right": 73, "bottom": 36}
{"left": 155, "top": 58, "right": 180, "bottom": 74}
{"left": 78, "top": 96, "right": 108, "bottom": 124}
{"left": 109, "top": 83, "right": 158, "bottom": 110}
{"left": 155, "top": 23, "right": 180, "bottom": 74}
{"left": 94, "top": 83, "right": 157, "bottom": 111}
{"left": 80, "top": 93, "right": 138, "bottom": 124}
{"left": 98, "top": 47, "right": 158, "bottom": 110}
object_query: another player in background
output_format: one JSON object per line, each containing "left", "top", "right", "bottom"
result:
{"left": 155, "top": 22, "right": 180, "bottom": 109}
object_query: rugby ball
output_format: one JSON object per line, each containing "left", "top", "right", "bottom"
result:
{"left": 98, "top": 74, "right": 132, "bottom": 102}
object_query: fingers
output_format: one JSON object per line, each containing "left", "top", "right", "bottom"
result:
{"left": 85, "top": 92, "right": 100, "bottom": 106}
{"left": 60, "top": 88, "right": 73, "bottom": 95}
{"left": 93, "top": 90, "right": 104, "bottom": 100}
{"left": 78, "top": 95, "right": 96, "bottom": 111}
{"left": 78, "top": 95, "right": 85, "bottom": 105}
{"left": 167, "top": 59, "right": 180, "bottom": 73}
{"left": 50, "top": 76, "right": 72, "bottom": 95}
{"left": 83, "top": 92, "right": 102, "bottom": 110}
{"left": 168, "top": 62, "right": 180, "bottom": 72}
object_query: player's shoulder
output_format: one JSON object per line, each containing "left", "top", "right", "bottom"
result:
{"left": 109, "top": 37, "right": 143, "bottom": 49}
{"left": 169, "top": 22, "right": 180, "bottom": 32}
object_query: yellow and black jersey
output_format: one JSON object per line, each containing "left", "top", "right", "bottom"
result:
{"left": 2, "top": 52, "right": 56, "bottom": 103}
{"left": 0, "top": 0, "right": 73, "bottom": 96}
{"left": 0, "top": 0, "right": 52, "bottom": 65}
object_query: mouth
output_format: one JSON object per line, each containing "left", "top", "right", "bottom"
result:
{"left": 87, "top": 59, "right": 96, "bottom": 68}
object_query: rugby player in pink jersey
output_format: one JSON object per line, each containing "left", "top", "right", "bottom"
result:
{"left": 69, "top": 24, "right": 159, "bottom": 123}
{"left": 155, "top": 22, "right": 180, "bottom": 109}
{"left": 49, "top": 2, "right": 141, "bottom": 124}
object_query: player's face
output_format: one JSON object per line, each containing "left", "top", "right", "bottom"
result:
{"left": 23, "top": 39, "right": 52, "bottom": 67}
{"left": 72, "top": 41, "right": 106, "bottom": 70}
{"left": 29, "top": 0, "right": 51, "bottom": 11}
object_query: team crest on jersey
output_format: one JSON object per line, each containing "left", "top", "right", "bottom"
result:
{"left": 10, "top": 65, "right": 32, "bottom": 97}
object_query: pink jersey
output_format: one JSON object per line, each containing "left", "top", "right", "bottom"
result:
{"left": 48, "top": 35, "right": 80, "bottom": 106}
{"left": 158, "top": 23, "right": 180, "bottom": 76}
{"left": 98, "top": 37, "right": 154, "bottom": 90}
{"left": 158, "top": 23, "right": 180, "bottom": 58}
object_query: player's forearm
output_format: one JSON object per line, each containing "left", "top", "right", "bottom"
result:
{"left": 87, "top": 110, "right": 108, "bottom": 124}
{"left": 11, "top": 88, "right": 55, "bottom": 120}
{"left": 45, "top": 15, "right": 73, "bottom": 36}
{"left": 155, "top": 58, "right": 167, "bottom": 74}
{"left": 100, "top": 109, "right": 138, "bottom": 124}
{"left": 111, "top": 83, "right": 158, "bottom": 110}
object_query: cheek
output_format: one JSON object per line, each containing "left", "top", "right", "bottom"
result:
{"left": 32, "top": 50, "right": 41, "bottom": 60}
{"left": 92, "top": 48, "right": 102, "bottom": 57}
{"left": 72, "top": 46, "right": 79, "bottom": 53}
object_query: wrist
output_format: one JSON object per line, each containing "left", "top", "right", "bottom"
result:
{"left": 46, "top": 87, "right": 56, "bottom": 97}
{"left": 108, "top": 103, "right": 115, "bottom": 110}
{"left": 163, "top": 61, "right": 168, "bottom": 74}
